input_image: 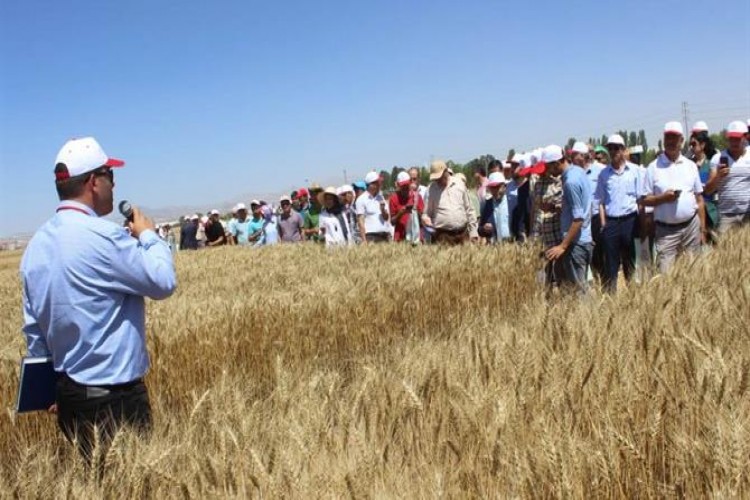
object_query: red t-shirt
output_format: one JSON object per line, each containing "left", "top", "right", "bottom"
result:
{"left": 389, "top": 191, "right": 424, "bottom": 241}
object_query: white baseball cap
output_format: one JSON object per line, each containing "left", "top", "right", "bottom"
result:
{"left": 606, "top": 134, "right": 626, "bottom": 146}
{"left": 726, "top": 120, "right": 749, "bottom": 138}
{"left": 250, "top": 199, "right": 261, "bottom": 206}
{"left": 395, "top": 171, "right": 411, "bottom": 186}
{"left": 191, "top": 214, "right": 199, "bottom": 220}
{"left": 236, "top": 202, "right": 247, "bottom": 211}
{"left": 55, "top": 136, "right": 124, "bottom": 180}
{"left": 364, "top": 171, "right": 381, "bottom": 184}
{"left": 691, "top": 120, "right": 708, "bottom": 133}
{"left": 487, "top": 172, "right": 508, "bottom": 186}
{"left": 571, "top": 141, "right": 588, "bottom": 154}
{"left": 210, "top": 209, "right": 220, "bottom": 215}
{"left": 542, "top": 145, "right": 564, "bottom": 163}
{"left": 664, "top": 121, "right": 684, "bottom": 136}
{"left": 338, "top": 184, "right": 354, "bottom": 195}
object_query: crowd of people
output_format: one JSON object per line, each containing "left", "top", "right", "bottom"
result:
{"left": 170, "top": 119, "right": 750, "bottom": 294}
{"left": 19, "top": 116, "right": 750, "bottom": 468}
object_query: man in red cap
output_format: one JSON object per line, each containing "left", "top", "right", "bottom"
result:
{"left": 705, "top": 120, "right": 750, "bottom": 235}
{"left": 21, "top": 137, "right": 176, "bottom": 465}
{"left": 641, "top": 122, "right": 706, "bottom": 273}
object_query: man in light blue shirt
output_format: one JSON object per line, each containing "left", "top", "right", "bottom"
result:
{"left": 544, "top": 145, "right": 592, "bottom": 294}
{"left": 478, "top": 172, "right": 511, "bottom": 243}
{"left": 21, "top": 137, "right": 176, "bottom": 464}
{"left": 595, "top": 134, "right": 641, "bottom": 292}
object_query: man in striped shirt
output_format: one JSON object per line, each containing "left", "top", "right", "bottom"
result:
{"left": 705, "top": 120, "right": 750, "bottom": 235}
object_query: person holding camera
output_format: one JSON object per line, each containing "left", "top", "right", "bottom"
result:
{"left": 704, "top": 120, "right": 750, "bottom": 235}
{"left": 20, "top": 137, "right": 177, "bottom": 465}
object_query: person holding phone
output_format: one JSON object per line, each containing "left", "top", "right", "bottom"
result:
{"left": 389, "top": 171, "right": 424, "bottom": 243}
{"left": 641, "top": 122, "right": 706, "bottom": 273}
{"left": 704, "top": 120, "right": 750, "bottom": 235}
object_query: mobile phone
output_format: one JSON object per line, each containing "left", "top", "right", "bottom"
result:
{"left": 719, "top": 156, "right": 729, "bottom": 168}
{"left": 673, "top": 189, "right": 682, "bottom": 198}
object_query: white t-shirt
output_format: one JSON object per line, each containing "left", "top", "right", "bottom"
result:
{"left": 355, "top": 192, "right": 391, "bottom": 234}
{"left": 644, "top": 154, "right": 702, "bottom": 224}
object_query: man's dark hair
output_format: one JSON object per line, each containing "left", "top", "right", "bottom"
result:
{"left": 54, "top": 163, "right": 91, "bottom": 200}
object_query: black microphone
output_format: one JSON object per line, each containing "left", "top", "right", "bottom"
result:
{"left": 118, "top": 200, "right": 134, "bottom": 223}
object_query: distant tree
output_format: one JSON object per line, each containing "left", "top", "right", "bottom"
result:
{"left": 390, "top": 166, "right": 401, "bottom": 186}
{"left": 628, "top": 131, "right": 638, "bottom": 147}
{"left": 638, "top": 129, "right": 648, "bottom": 150}
{"left": 601, "top": 134, "right": 608, "bottom": 145}
{"left": 711, "top": 131, "right": 728, "bottom": 152}
{"left": 506, "top": 149, "right": 516, "bottom": 161}
{"left": 566, "top": 137, "right": 576, "bottom": 149}
{"left": 657, "top": 139, "right": 663, "bottom": 152}
{"left": 379, "top": 169, "right": 392, "bottom": 190}
{"left": 643, "top": 149, "right": 657, "bottom": 166}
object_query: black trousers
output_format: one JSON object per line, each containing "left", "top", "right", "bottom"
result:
{"left": 590, "top": 215, "right": 605, "bottom": 279}
{"left": 601, "top": 213, "right": 638, "bottom": 292}
{"left": 56, "top": 374, "right": 152, "bottom": 465}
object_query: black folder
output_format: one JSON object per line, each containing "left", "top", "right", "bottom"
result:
{"left": 16, "top": 357, "right": 58, "bottom": 413}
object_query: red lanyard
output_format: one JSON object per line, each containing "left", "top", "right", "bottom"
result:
{"left": 56, "top": 205, "right": 92, "bottom": 216}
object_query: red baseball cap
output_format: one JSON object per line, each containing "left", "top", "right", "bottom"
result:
{"left": 296, "top": 188, "right": 310, "bottom": 198}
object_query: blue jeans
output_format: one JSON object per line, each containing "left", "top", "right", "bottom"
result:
{"left": 561, "top": 242, "right": 593, "bottom": 294}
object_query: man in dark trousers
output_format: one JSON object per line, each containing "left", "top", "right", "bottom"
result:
{"left": 180, "top": 214, "right": 199, "bottom": 250}
{"left": 20, "top": 137, "right": 177, "bottom": 465}
{"left": 205, "top": 209, "right": 226, "bottom": 246}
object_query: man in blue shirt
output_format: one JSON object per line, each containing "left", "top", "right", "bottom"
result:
{"left": 21, "top": 137, "right": 177, "bottom": 465}
{"left": 544, "top": 145, "right": 593, "bottom": 294}
{"left": 595, "top": 134, "right": 641, "bottom": 292}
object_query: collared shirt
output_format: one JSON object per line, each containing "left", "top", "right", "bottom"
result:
{"left": 355, "top": 191, "right": 391, "bottom": 234}
{"left": 20, "top": 200, "right": 177, "bottom": 385}
{"left": 595, "top": 161, "right": 641, "bottom": 218}
{"left": 585, "top": 161, "right": 605, "bottom": 215}
{"left": 278, "top": 211, "right": 304, "bottom": 242}
{"left": 533, "top": 175, "right": 563, "bottom": 248}
{"left": 425, "top": 178, "right": 479, "bottom": 238}
{"left": 710, "top": 148, "right": 750, "bottom": 215}
{"left": 644, "top": 153, "right": 702, "bottom": 224}
{"left": 561, "top": 165, "right": 592, "bottom": 244}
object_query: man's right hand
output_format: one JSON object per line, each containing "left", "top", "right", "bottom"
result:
{"left": 717, "top": 165, "right": 730, "bottom": 178}
{"left": 128, "top": 206, "right": 156, "bottom": 239}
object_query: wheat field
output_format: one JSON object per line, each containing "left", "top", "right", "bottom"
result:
{"left": 0, "top": 230, "right": 748, "bottom": 498}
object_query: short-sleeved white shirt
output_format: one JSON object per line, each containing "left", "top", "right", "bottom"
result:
{"left": 355, "top": 191, "right": 391, "bottom": 234}
{"left": 644, "top": 153, "right": 702, "bottom": 224}
{"left": 709, "top": 148, "right": 750, "bottom": 216}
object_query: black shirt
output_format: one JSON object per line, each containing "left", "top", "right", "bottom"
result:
{"left": 205, "top": 220, "right": 225, "bottom": 244}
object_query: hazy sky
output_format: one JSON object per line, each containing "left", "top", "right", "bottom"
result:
{"left": 1, "top": 0, "right": 749, "bottom": 236}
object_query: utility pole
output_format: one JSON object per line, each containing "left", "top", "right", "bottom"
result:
{"left": 681, "top": 101, "right": 691, "bottom": 153}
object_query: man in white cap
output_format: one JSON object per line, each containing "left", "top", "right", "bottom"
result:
{"left": 595, "top": 134, "right": 641, "bottom": 292}
{"left": 478, "top": 171, "right": 511, "bottom": 244}
{"left": 704, "top": 120, "right": 750, "bottom": 234}
{"left": 641, "top": 122, "right": 706, "bottom": 273}
{"left": 21, "top": 137, "right": 176, "bottom": 463}
{"left": 423, "top": 160, "right": 479, "bottom": 244}
{"left": 205, "top": 209, "right": 226, "bottom": 246}
{"left": 544, "top": 144, "right": 593, "bottom": 294}
{"left": 355, "top": 171, "right": 391, "bottom": 243}
{"left": 507, "top": 152, "right": 531, "bottom": 242}
{"left": 228, "top": 203, "right": 253, "bottom": 246}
